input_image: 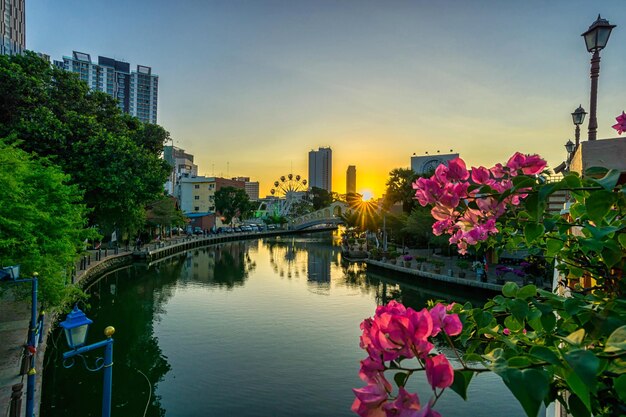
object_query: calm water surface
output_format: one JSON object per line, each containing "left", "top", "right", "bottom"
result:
{"left": 42, "top": 232, "right": 525, "bottom": 417}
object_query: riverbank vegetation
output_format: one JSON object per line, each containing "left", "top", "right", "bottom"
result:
{"left": 0, "top": 52, "right": 173, "bottom": 305}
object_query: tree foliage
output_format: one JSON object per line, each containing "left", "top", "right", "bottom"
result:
{"left": 215, "top": 187, "right": 254, "bottom": 225}
{"left": 0, "top": 52, "right": 171, "bottom": 235}
{"left": 384, "top": 168, "right": 418, "bottom": 212}
{"left": 308, "top": 186, "right": 334, "bottom": 210}
{"left": 0, "top": 140, "right": 94, "bottom": 304}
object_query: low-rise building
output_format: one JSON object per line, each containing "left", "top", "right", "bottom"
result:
{"left": 176, "top": 176, "right": 245, "bottom": 228}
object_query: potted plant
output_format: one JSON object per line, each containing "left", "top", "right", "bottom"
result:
{"left": 456, "top": 260, "right": 469, "bottom": 278}
{"left": 431, "top": 259, "right": 444, "bottom": 274}
{"left": 369, "top": 248, "right": 381, "bottom": 261}
{"left": 472, "top": 261, "right": 486, "bottom": 281}
{"left": 414, "top": 256, "right": 426, "bottom": 270}
{"left": 402, "top": 254, "right": 413, "bottom": 267}
{"left": 388, "top": 251, "right": 399, "bottom": 264}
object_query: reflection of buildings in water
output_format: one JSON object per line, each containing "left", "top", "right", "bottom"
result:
{"left": 307, "top": 249, "right": 331, "bottom": 283}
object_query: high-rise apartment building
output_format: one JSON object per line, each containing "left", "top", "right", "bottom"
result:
{"left": 346, "top": 165, "right": 356, "bottom": 195}
{"left": 1, "top": 0, "right": 25, "bottom": 55}
{"left": 55, "top": 51, "right": 158, "bottom": 123}
{"left": 308, "top": 147, "right": 332, "bottom": 192}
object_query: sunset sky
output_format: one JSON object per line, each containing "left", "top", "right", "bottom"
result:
{"left": 28, "top": 0, "right": 626, "bottom": 197}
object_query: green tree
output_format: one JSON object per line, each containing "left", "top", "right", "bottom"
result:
{"left": 0, "top": 140, "right": 94, "bottom": 304}
{"left": 308, "top": 186, "right": 333, "bottom": 210}
{"left": 384, "top": 168, "right": 418, "bottom": 212}
{"left": 0, "top": 52, "right": 170, "bottom": 236}
{"left": 215, "top": 187, "right": 254, "bottom": 225}
{"left": 145, "top": 195, "right": 185, "bottom": 233}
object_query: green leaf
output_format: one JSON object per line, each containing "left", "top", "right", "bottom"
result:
{"left": 393, "top": 372, "right": 409, "bottom": 387}
{"left": 563, "top": 328, "right": 586, "bottom": 346}
{"left": 590, "top": 168, "right": 621, "bottom": 190}
{"left": 564, "top": 369, "right": 591, "bottom": 412}
{"left": 605, "top": 325, "right": 626, "bottom": 353}
{"left": 499, "top": 368, "right": 550, "bottom": 417}
{"left": 585, "top": 190, "right": 616, "bottom": 224}
{"left": 540, "top": 312, "right": 556, "bottom": 332}
{"left": 509, "top": 299, "right": 530, "bottom": 323}
{"left": 502, "top": 282, "right": 519, "bottom": 298}
{"left": 568, "top": 394, "right": 590, "bottom": 417}
{"left": 601, "top": 239, "right": 623, "bottom": 268}
{"left": 618, "top": 233, "right": 626, "bottom": 249}
{"left": 524, "top": 194, "right": 544, "bottom": 221}
{"left": 508, "top": 356, "right": 532, "bottom": 368}
{"left": 524, "top": 223, "right": 545, "bottom": 244}
{"left": 614, "top": 374, "right": 626, "bottom": 403}
{"left": 473, "top": 309, "right": 494, "bottom": 329}
{"left": 584, "top": 166, "right": 608, "bottom": 177}
{"left": 449, "top": 370, "right": 474, "bottom": 400}
{"left": 565, "top": 349, "right": 600, "bottom": 388}
{"left": 504, "top": 315, "right": 524, "bottom": 332}
{"left": 546, "top": 238, "right": 564, "bottom": 256}
{"left": 529, "top": 346, "right": 560, "bottom": 365}
{"left": 517, "top": 284, "right": 537, "bottom": 300}
{"left": 563, "top": 173, "right": 582, "bottom": 189}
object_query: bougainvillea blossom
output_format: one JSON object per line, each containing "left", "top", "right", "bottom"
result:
{"left": 412, "top": 153, "right": 547, "bottom": 254}
{"left": 612, "top": 111, "right": 626, "bottom": 135}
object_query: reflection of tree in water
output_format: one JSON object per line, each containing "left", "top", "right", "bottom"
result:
{"left": 43, "top": 259, "right": 184, "bottom": 417}
{"left": 213, "top": 242, "right": 256, "bottom": 288}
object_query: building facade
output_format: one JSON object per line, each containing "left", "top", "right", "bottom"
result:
{"left": 346, "top": 165, "right": 356, "bottom": 194}
{"left": 308, "top": 147, "right": 332, "bottom": 192}
{"left": 232, "top": 176, "right": 260, "bottom": 201}
{"left": 163, "top": 145, "right": 198, "bottom": 195}
{"left": 411, "top": 152, "right": 459, "bottom": 175}
{"left": 176, "top": 176, "right": 245, "bottom": 215}
{"left": 1, "top": 0, "right": 24, "bottom": 55}
{"left": 55, "top": 51, "right": 158, "bottom": 123}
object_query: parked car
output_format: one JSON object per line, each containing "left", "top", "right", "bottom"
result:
{"left": 193, "top": 227, "right": 203, "bottom": 235}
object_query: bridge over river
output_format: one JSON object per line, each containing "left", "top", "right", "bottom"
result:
{"left": 290, "top": 201, "right": 348, "bottom": 230}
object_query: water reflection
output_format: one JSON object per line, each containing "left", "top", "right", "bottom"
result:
{"left": 42, "top": 232, "right": 523, "bottom": 417}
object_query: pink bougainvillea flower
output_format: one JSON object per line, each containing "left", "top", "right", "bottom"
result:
{"left": 612, "top": 111, "right": 626, "bottom": 135}
{"left": 352, "top": 377, "right": 390, "bottom": 417}
{"left": 358, "top": 355, "right": 386, "bottom": 383}
{"left": 503, "top": 328, "right": 511, "bottom": 335}
{"left": 434, "top": 164, "right": 448, "bottom": 185}
{"left": 521, "top": 154, "right": 546, "bottom": 175}
{"left": 470, "top": 166, "right": 490, "bottom": 184}
{"left": 382, "top": 387, "right": 421, "bottom": 417}
{"left": 447, "top": 157, "right": 470, "bottom": 181}
{"left": 490, "top": 163, "right": 506, "bottom": 179}
{"left": 429, "top": 303, "right": 463, "bottom": 337}
{"left": 425, "top": 354, "right": 455, "bottom": 390}
{"left": 506, "top": 152, "right": 526, "bottom": 171}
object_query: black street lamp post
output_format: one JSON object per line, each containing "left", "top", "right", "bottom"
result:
{"left": 571, "top": 105, "right": 587, "bottom": 149}
{"left": 581, "top": 15, "right": 616, "bottom": 141}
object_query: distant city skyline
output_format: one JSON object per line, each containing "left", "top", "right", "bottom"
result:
{"left": 26, "top": 1, "right": 626, "bottom": 196}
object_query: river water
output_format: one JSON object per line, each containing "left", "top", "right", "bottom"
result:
{"left": 42, "top": 232, "right": 525, "bottom": 417}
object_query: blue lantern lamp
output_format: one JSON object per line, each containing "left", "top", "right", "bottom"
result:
{"left": 59, "top": 305, "right": 93, "bottom": 349}
{"left": 59, "top": 306, "right": 115, "bottom": 417}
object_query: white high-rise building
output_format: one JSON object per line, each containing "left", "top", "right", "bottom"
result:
{"left": 308, "top": 147, "right": 332, "bottom": 192}
{"left": 55, "top": 51, "right": 158, "bottom": 123}
{"left": 1, "top": 0, "right": 24, "bottom": 55}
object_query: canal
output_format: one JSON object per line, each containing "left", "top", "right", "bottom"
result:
{"left": 42, "top": 232, "right": 525, "bottom": 417}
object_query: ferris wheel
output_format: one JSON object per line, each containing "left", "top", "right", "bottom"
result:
{"left": 270, "top": 173, "right": 308, "bottom": 198}
{"left": 266, "top": 173, "right": 308, "bottom": 217}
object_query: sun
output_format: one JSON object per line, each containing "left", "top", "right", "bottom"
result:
{"left": 361, "top": 190, "right": 374, "bottom": 202}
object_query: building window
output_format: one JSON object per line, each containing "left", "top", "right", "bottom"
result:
{"left": 194, "top": 196, "right": 199, "bottom": 200}
{"left": 194, "top": 184, "right": 200, "bottom": 189}
{"left": 194, "top": 206, "right": 200, "bottom": 211}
